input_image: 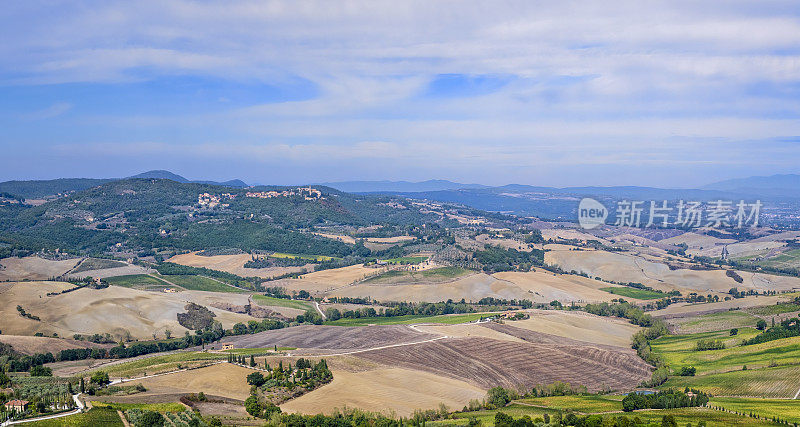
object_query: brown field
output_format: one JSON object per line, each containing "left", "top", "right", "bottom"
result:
{"left": 544, "top": 248, "right": 800, "bottom": 294}
{"left": 0, "top": 256, "right": 81, "bottom": 281}
{"left": 489, "top": 310, "right": 642, "bottom": 348}
{"left": 281, "top": 367, "right": 485, "bottom": 417}
{"left": 219, "top": 325, "right": 436, "bottom": 352}
{"left": 0, "top": 334, "right": 112, "bottom": 355}
{"left": 167, "top": 251, "right": 308, "bottom": 279}
{"left": 0, "top": 281, "right": 260, "bottom": 340}
{"left": 356, "top": 336, "right": 651, "bottom": 392}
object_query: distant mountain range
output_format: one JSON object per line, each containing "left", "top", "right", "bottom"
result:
{"left": 0, "top": 170, "right": 248, "bottom": 199}
{"left": 318, "top": 179, "right": 487, "bottom": 193}
{"left": 3, "top": 171, "right": 798, "bottom": 220}
{"left": 702, "top": 174, "right": 800, "bottom": 198}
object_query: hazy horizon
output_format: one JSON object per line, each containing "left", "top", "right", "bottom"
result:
{"left": 2, "top": 1, "right": 799, "bottom": 186}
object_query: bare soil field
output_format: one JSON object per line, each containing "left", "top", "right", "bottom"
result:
{"left": 168, "top": 251, "right": 309, "bottom": 279}
{"left": 219, "top": 325, "right": 436, "bottom": 352}
{"left": 496, "top": 310, "right": 642, "bottom": 348}
{"left": 544, "top": 248, "right": 800, "bottom": 294}
{"left": 281, "top": 367, "right": 485, "bottom": 417}
{"left": 356, "top": 336, "right": 651, "bottom": 392}
{"left": 0, "top": 256, "right": 81, "bottom": 281}
{"left": 0, "top": 334, "right": 112, "bottom": 355}
{"left": 0, "top": 281, "right": 259, "bottom": 339}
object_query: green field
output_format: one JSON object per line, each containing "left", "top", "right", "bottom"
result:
{"left": 106, "top": 274, "right": 170, "bottom": 289}
{"left": 24, "top": 408, "right": 124, "bottom": 426}
{"left": 325, "top": 312, "right": 494, "bottom": 326}
{"left": 436, "top": 403, "right": 772, "bottom": 426}
{"left": 252, "top": 294, "right": 313, "bottom": 310}
{"left": 158, "top": 274, "right": 244, "bottom": 293}
{"left": 651, "top": 328, "right": 760, "bottom": 353}
{"left": 221, "top": 347, "right": 295, "bottom": 355}
{"left": 662, "top": 364, "right": 800, "bottom": 398}
{"left": 755, "top": 248, "right": 800, "bottom": 269}
{"left": 653, "top": 333, "right": 800, "bottom": 375}
{"left": 746, "top": 303, "right": 800, "bottom": 316}
{"left": 711, "top": 397, "right": 800, "bottom": 424}
{"left": 515, "top": 394, "right": 623, "bottom": 413}
{"left": 270, "top": 252, "right": 337, "bottom": 261}
{"left": 673, "top": 310, "right": 761, "bottom": 333}
{"left": 600, "top": 286, "right": 667, "bottom": 300}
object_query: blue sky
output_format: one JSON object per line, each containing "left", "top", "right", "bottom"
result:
{"left": 1, "top": 1, "right": 799, "bottom": 187}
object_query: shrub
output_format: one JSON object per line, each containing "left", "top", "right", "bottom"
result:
{"left": 90, "top": 371, "right": 110, "bottom": 385}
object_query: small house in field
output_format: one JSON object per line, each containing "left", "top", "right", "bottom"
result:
{"left": 221, "top": 343, "right": 234, "bottom": 350}
{"left": 5, "top": 399, "right": 29, "bottom": 412}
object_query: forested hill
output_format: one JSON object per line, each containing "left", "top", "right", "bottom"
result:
{"left": 0, "top": 170, "right": 248, "bottom": 199}
{"left": 0, "top": 178, "right": 456, "bottom": 257}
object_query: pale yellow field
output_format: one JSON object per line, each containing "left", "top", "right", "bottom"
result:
{"left": 278, "top": 264, "right": 385, "bottom": 294}
{"left": 323, "top": 268, "right": 625, "bottom": 303}
{"left": 281, "top": 367, "right": 485, "bottom": 417}
{"left": 0, "top": 256, "right": 81, "bottom": 281}
{"left": 167, "top": 251, "right": 308, "bottom": 279}
{"left": 545, "top": 248, "right": 800, "bottom": 294}
{"left": 327, "top": 272, "right": 520, "bottom": 302}
{"left": 494, "top": 270, "right": 622, "bottom": 303}
{"left": 123, "top": 362, "right": 253, "bottom": 400}
{"left": 0, "top": 334, "right": 110, "bottom": 355}
{"left": 0, "top": 281, "right": 259, "bottom": 340}
{"left": 509, "top": 310, "right": 641, "bottom": 348}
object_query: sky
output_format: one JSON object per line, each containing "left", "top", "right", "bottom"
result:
{"left": 1, "top": 1, "right": 799, "bottom": 187}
